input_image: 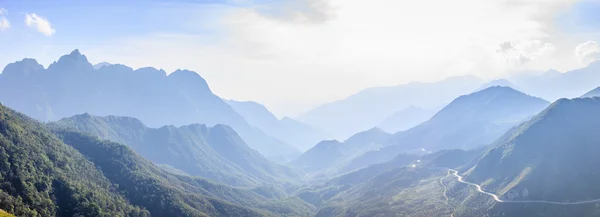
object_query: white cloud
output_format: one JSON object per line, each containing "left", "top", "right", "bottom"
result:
{"left": 25, "top": 13, "right": 55, "bottom": 36}
{"left": 0, "top": 8, "right": 9, "bottom": 31}
{"left": 498, "top": 40, "right": 556, "bottom": 65}
{"left": 575, "top": 41, "right": 600, "bottom": 65}
{"left": 85, "top": 0, "right": 587, "bottom": 116}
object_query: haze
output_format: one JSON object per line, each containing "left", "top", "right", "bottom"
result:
{"left": 2, "top": 0, "right": 600, "bottom": 117}
{"left": 4, "top": 1, "right": 600, "bottom": 217}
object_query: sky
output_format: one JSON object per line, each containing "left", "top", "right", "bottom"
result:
{"left": 1, "top": 0, "right": 600, "bottom": 117}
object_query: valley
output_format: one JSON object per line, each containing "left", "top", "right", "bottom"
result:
{"left": 3, "top": 4, "right": 600, "bottom": 214}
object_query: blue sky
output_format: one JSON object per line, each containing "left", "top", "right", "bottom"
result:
{"left": 559, "top": 0, "right": 600, "bottom": 33}
{"left": 1, "top": 0, "right": 600, "bottom": 117}
{"left": 0, "top": 0, "right": 229, "bottom": 63}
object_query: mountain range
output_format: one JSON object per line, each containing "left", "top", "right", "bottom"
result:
{"left": 508, "top": 61, "right": 600, "bottom": 101}
{"left": 5, "top": 49, "right": 600, "bottom": 217}
{"left": 0, "top": 50, "right": 298, "bottom": 160}
{"left": 290, "top": 128, "right": 391, "bottom": 174}
{"left": 297, "top": 76, "right": 484, "bottom": 139}
{"left": 50, "top": 114, "right": 300, "bottom": 187}
{"left": 477, "top": 79, "right": 519, "bottom": 91}
{"left": 377, "top": 106, "right": 435, "bottom": 133}
{"left": 333, "top": 86, "right": 549, "bottom": 172}
{"left": 310, "top": 97, "right": 600, "bottom": 217}
{"left": 0, "top": 103, "right": 316, "bottom": 217}
{"left": 385, "top": 86, "right": 549, "bottom": 150}
{"left": 227, "top": 100, "right": 328, "bottom": 151}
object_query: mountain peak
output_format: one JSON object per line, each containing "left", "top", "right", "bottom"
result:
{"left": 481, "top": 85, "right": 515, "bottom": 92}
{"left": 70, "top": 49, "right": 82, "bottom": 56}
{"left": 344, "top": 128, "right": 391, "bottom": 149}
{"left": 316, "top": 139, "right": 342, "bottom": 146}
{"left": 478, "top": 79, "right": 517, "bottom": 91}
{"left": 47, "top": 49, "right": 93, "bottom": 73}
{"left": 169, "top": 69, "right": 202, "bottom": 80}
{"left": 442, "top": 86, "right": 548, "bottom": 116}
{"left": 1, "top": 58, "right": 44, "bottom": 77}
{"left": 364, "top": 127, "right": 385, "bottom": 134}
{"left": 384, "top": 84, "right": 550, "bottom": 151}
{"left": 470, "top": 86, "right": 539, "bottom": 101}
{"left": 310, "top": 139, "right": 344, "bottom": 151}
{"left": 291, "top": 139, "right": 347, "bottom": 172}
{"left": 134, "top": 67, "right": 167, "bottom": 77}
{"left": 93, "top": 62, "right": 112, "bottom": 70}
{"left": 168, "top": 69, "right": 212, "bottom": 94}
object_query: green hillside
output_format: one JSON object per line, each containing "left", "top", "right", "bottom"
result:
{"left": 0, "top": 104, "right": 316, "bottom": 217}
{"left": 465, "top": 97, "right": 600, "bottom": 201}
{"left": 454, "top": 97, "right": 600, "bottom": 216}
{"left": 0, "top": 104, "right": 148, "bottom": 216}
{"left": 52, "top": 114, "right": 299, "bottom": 187}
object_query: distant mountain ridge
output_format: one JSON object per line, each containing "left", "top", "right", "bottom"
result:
{"left": 227, "top": 100, "right": 328, "bottom": 151}
{"left": 477, "top": 79, "right": 518, "bottom": 91}
{"left": 385, "top": 86, "right": 549, "bottom": 150}
{"left": 298, "top": 76, "right": 484, "bottom": 139}
{"left": 93, "top": 62, "right": 112, "bottom": 69}
{"left": 339, "top": 86, "right": 550, "bottom": 172}
{"left": 377, "top": 106, "right": 435, "bottom": 133}
{"left": 290, "top": 128, "right": 391, "bottom": 174}
{"left": 51, "top": 113, "right": 300, "bottom": 187}
{"left": 581, "top": 87, "right": 600, "bottom": 98}
{"left": 0, "top": 49, "right": 298, "bottom": 159}
{"left": 508, "top": 61, "right": 600, "bottom": 101}
{"left": 290, "top": 140, "right": 348, "bottom": 173}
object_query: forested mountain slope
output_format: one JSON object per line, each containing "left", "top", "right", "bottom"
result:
{"left": 0, "top": 103, "right": 316, "bottom": 217}
{"left": 51, "top": 114, "right": 300, "bottom": 187}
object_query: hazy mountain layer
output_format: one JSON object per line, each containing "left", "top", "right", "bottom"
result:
{"left": 298, "top": 76, "right": 484, "bottom": 139}
{"left": 228, "top": 100, "right": 328, "bottom": 151}
{"left": 581, "top": 87, "right": 600, "bottom": 98}
{"left": 290, "top": 128, "right": 391, "bottom": 174}
{"left": 0, "top": 50, "right": 298, "bottom": 159}
{"left": 377, "top": 106, "right": 435, "bottom": 133}
{"left": 52, "top": 114, "right": 299, "bottom": 187}
{"left": 508, "top": 61, "right": 600, "bottom": 101}
{"left": 340, "top": 86, "right": 549, "bottom": 172}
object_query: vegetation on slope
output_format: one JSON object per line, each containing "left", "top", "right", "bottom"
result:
{"left": 0, "top": 103, "right": 316, "bottom": 217}
{"left": 52, "top": 114, "right": 300, "bottom": 187}
{"left": 0, "top": 104, "right": 149, "bottom": 217}
{"left": 465, "top": 97, "right": 600, "bottom": 201}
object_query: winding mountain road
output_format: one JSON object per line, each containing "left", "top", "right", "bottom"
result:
{"left": 439, "top": 173, "right": 450, "bottom": 203}
{"left": 439, "top": 170, "right": 454, "bottom": 217}
{"left": 448, "top": 169, "right": 600, "bottom": 205}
